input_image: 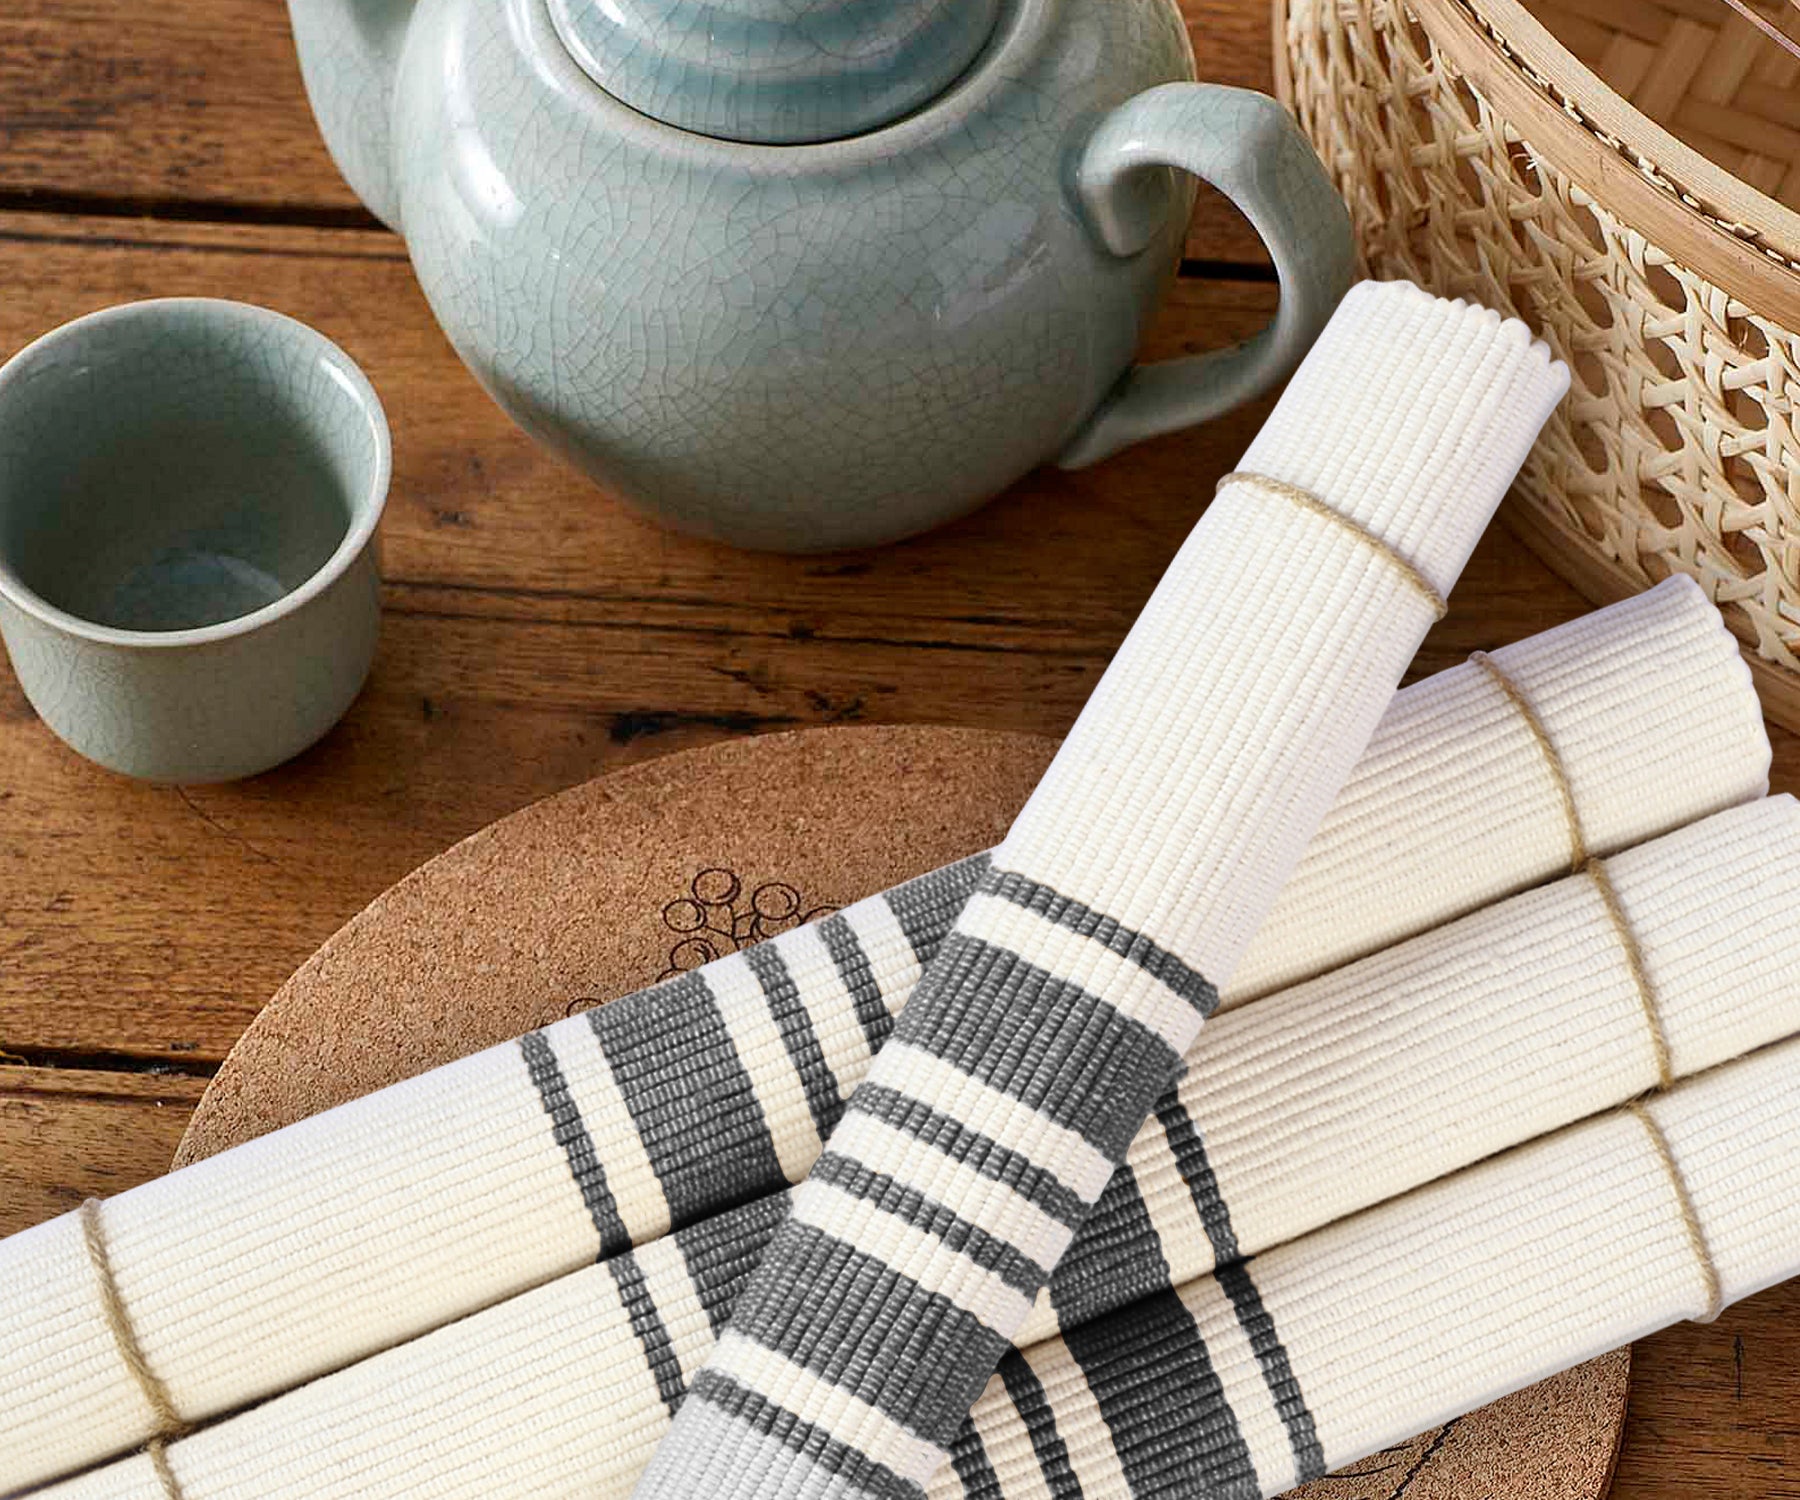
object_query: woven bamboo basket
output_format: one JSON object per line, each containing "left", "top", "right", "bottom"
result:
{"left": 1275, "top": 0, "right": 1800, "bottom": 727}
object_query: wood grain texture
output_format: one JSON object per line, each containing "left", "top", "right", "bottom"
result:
{"left": 0, "top": 1066, "right": 205, "bottom": 1236}
{"left": 0, "top": 1, "right": 1795, "bottom": 1491}
{"left": 1611, "top": 1280, "right": 1800, "bottom": 1498}
{"left": 0, "top": 0, "right": 1274, "bottom": 266}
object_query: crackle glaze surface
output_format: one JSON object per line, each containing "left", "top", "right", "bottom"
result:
{"left": 291, "top": 0, "right": 1351, "bottom": 550}
{"left": 0, "top": 300, "right": 388, "bottom": 782}
{"left": 546, "top": 0, "right": 1004, "bottom": 144}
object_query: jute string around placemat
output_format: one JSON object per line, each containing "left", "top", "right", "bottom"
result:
{"left": 1469, "top": 649, "right": 1589, "bottom": 874}
{"left": 1216, "top": 472, "right": 1450, "bottom": 620}
{"left": 1629, "top": 1103, "right": 1726, "bottom": 1323}
{"left": 80, "top": 1198, "right": 190, "bottom": 1498}
{"left": 1586, "top": 858, "right": 1676, "bottom": 1093}
{"left": 1458, "top": 647, "right": 1714, "bottom": 1315}
{"left": 1466, "top": 647, "right": 1675, "bottom": 1089}
{"left": 1465, "top": 647, "right": 1682, "bottom": 1085}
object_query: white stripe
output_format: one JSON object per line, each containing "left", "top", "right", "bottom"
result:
{"left": 633, "top": 1235, "right": 715, "bottom": 1388}
{"left": 1020, "top": 1342, "right": 1136, "bottom": 1500}
{"left": 1013, "top": 1286, "right": 1060, "bottom": 1348}
{"left": 790, "top": 1180, "right": 1035, "bottom": 1337}
{"left": 840, "top": 895, "right": 924, "bottom": 1019}
{"left": 826, "top": 1111, "right": 1075, "bottom": 1269}
{"left": 881, "top": 1041, "right": 1114, "bottom": 1206}
{"left": 957, "top": 891, "right": 1204, "bottom": 1058}
{"left": 547, "top": 1020, "right": 672, "bottom": 1244}
{"left": 705, "top": 952, "right": 822, "bottom": 1183}
{"left": 1186, "top": 1280, "right": 1301, "bottom": 1495}
{"left": 963, "top": 1372, "right": 1058, "bottom": 1500}
{"left": 709, "top": 1331, "right": 950, "bottom": 1484}
{"left": 776, "top": 920, "right": 875, "bottom": 1099}
{"left": 1128, "top": 1114, "right": 1216, "bottom": 1286}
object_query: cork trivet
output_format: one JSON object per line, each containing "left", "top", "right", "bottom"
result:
{"left": 176, "top": 724, "right": 1627, "bottom": 1500}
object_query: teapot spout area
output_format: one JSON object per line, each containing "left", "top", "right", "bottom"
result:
{"left": 288, "top": 0, "right": 417, "bottom": 230}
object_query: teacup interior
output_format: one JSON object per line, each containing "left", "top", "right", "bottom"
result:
{"left": 0, "top": 302, "right": 383, "bottom": 634}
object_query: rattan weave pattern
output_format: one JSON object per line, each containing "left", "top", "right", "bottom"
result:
{"left": 1279, "top": 0, "right": 1800, "bottom": 723}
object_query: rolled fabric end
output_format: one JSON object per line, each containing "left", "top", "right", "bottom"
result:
{"left": 1233, "top": 278, "right": 1570, "bottom": 600}
{"left": 1005, "top": 279, "right": 1572, "bottom": 980}
{"left": 1226, "top": 572, "right": 1770, "bottom": 1003}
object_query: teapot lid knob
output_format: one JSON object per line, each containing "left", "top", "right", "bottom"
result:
{"left": 547, "top": 0, "right": 1005, "bottom": 144}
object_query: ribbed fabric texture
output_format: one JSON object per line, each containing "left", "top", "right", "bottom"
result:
{"left": 627, "top": 283, "right": 1570, "bottom": 1500}
{"left": 39, "top": 797, "right": 1799, "bottom": 1500}
{"left": 0, "top": 583, "right": 1761, "bottom": 1498}
{"left": 941, "top": 1036, "right": 1800, "bottom": 1500}
{"left": 1224, "top": 571, "right": 1766, "bottom": 1004}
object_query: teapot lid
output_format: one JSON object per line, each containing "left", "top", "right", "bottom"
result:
{"left": 547, "top": 0, "right": 1004, "bottom": 144}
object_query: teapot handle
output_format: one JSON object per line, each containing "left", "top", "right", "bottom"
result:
{"left": 1057, "top": 84, "right": 1355, "bottom": 469}
{"left": 288, "top": 0, "right": 419, "bottom": 232}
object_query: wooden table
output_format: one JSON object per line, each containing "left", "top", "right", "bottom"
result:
{"left": 0, "top": 3, "right": 1794, "bottom": 1495}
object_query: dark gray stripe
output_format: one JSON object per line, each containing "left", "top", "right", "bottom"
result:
{"left": 726, "top": 1220, "right": 1012, "bottom": 1444}
{"left": 946, "top": 1421, "right": 1003, "bottom": 1500}
{"left": 886, "top": 853, "right": 991, "bottom": 967}
{"left": 811, "top": 1150, "right": 1047, "bottom": 1294}
{"left": 1154, "top": 1092, "right": 1238, "bottom": 1261}
{"left": 586, "top": 970, "right": 787, "bottom": 1226}
{"left": 1156, "top": 1096, "right": 1325, "bottom": 1484}
{"left": 1215, "top": 1261, "right": 1326, "bottom": 1483}
{"left": 517, "top": 1031, "right": 630, "bottom": 1256}
{"left": 998, "top": 1354, "right": 1084, "bottom": 1499}
{"left": 1048, "top": 1163, "right": 1173, "bottom": 1329}
{"left": 817, "top": 910, "right": 897, "bottom": 1055}
{"left": 1062, "top": 1289, "right": 1260, "bottom": 1500}
{"left": 854, "top": 1082, "right": 1088, "bottom": 1229}
{"left": 745, "top": 940, "right": 846, "bottom": 1143}
{"left": 689, "top": 1369, "right": 923, "bottom": 1500}
{"left": 985, "top": 867, "right": 1217, "bottom": 1017}
{"left": 676, "top": 1192, "right": 792, "bottom": 1337}
{"left": 608, "top": 1252, "right": 687, "bottom": 1416}
{"left": 899, "top": 932, "right": 1183, "bottom": 1163}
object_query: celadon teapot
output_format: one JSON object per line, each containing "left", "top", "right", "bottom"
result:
{"left": 289, "top": 0, "right": 1354, "bottom": 550}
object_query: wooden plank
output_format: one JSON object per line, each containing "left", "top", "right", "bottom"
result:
{"left": 0, "top": 1066, "right": 205, "bottom": 1236}
{"left": 0, "top": 1, "right": 1272, "bottom": 266}
{"left": 1612, "top": 1280, "right": 1800, "bottom": 1498}
{"left": 0, "top": 1, "right": 354, "bottom": 218}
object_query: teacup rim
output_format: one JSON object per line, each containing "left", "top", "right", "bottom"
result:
{"left": 0, "top": 297, "right": 391, "bottom": 651}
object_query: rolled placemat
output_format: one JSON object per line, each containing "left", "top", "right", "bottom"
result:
{"left": 0, "top": 585, "right": 1757, "bottom": 1495}
{"left": 1037, "top": 794, "right": 1800, "bottom": 1337}
{"left": 944, "top": 1033, "right": 1800, "bottom": 1500}
{"left": 628, "top": 282, "right": 1569, "bottom": 1500}
{"left": 39, "top": 801, "right": 1800, "bottom": 1500}
{"left": 1221, "top": 570, "right": 1764, "bottom": 1005}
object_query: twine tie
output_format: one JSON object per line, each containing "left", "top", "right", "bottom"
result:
{"left": 80, "top": 1198, "right": 189, "bottom": 1497}
{"left": 1630, "top": 1103, "right": 1725, "bottom": 1323}
{"left": 1586, "top": 858, "right": 1674, "bottom": 1092}
{"left": 1469, "top": 649, "right": 1588, "bottom": 875}
{"left": 1216, "top": 472, "right": 1449, "bottom": 620}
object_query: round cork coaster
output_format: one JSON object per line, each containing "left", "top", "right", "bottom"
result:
{"left": 178, "top": 724, "right": 1628, "bottom": 1500}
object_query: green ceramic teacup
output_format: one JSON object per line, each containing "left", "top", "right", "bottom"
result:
{"left": 0, "top": 299, "right": 388, "bottom": 782}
